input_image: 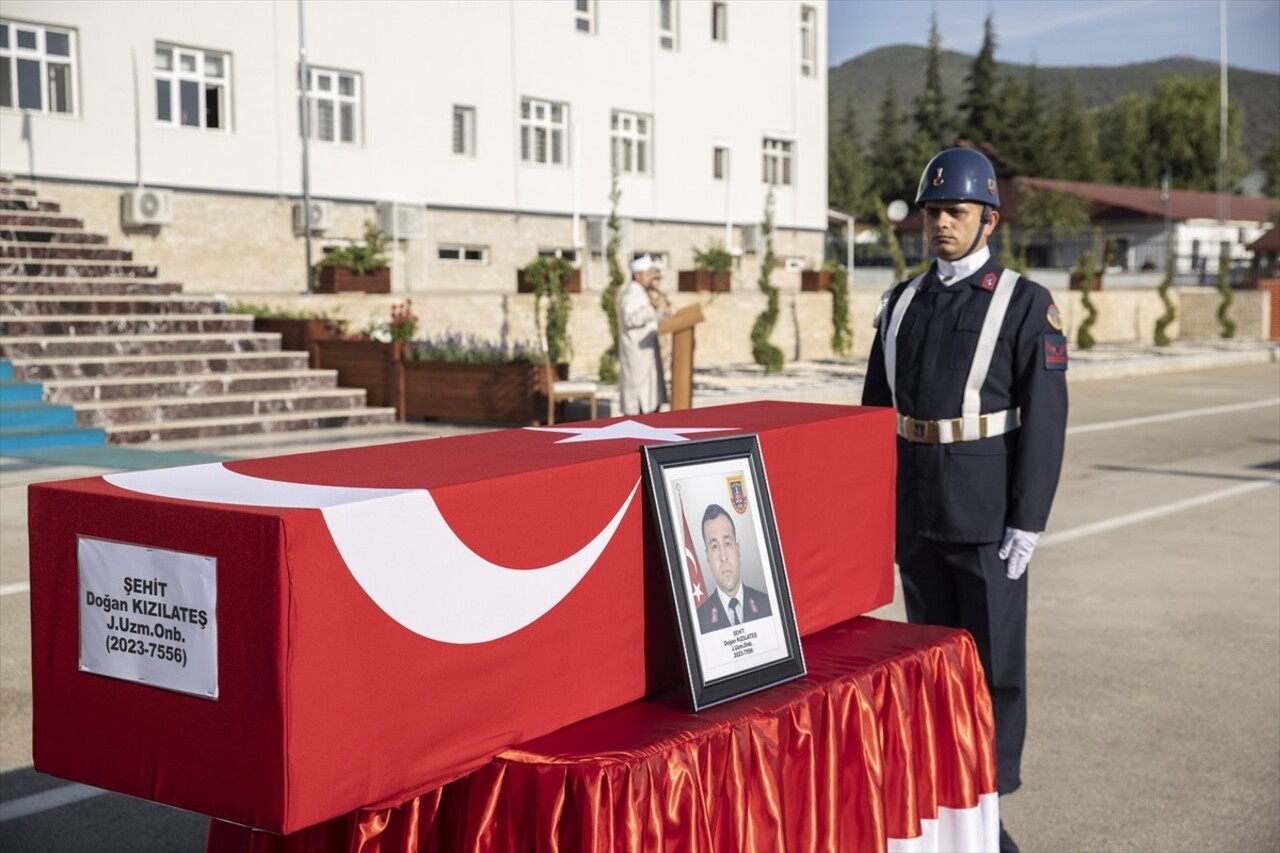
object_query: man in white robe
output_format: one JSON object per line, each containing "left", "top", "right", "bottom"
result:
{"left": 617, "top": 255, "right": 670, "bottom": 415}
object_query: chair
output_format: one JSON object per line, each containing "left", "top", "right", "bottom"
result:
{"left": 543, "top": 358, "right": 598, "bottom": 425}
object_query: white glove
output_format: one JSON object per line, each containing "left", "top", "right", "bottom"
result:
{"left": 998, "top": 527, "right": 1040, "bottom": 580}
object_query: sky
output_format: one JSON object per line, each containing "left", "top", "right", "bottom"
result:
{"left": 828, "top": 0, "right": 1280, "bottom": 76}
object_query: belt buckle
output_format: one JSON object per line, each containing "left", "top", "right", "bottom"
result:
{"left": 910, "top": 418, "right": 929, "bottom": 442}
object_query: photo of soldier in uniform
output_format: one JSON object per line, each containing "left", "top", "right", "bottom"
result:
{"left": 695, "top": 503, "right": 773, "bottom": 634}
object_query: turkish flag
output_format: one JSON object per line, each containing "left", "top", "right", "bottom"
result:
{"left": 28, "top": 401, "right": 898, "bottom": 833}
{"left": 680, "top": 492, "right": 706, "bottom": 607}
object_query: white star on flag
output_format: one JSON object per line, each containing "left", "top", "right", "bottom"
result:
{"left": 526, "top": 420, "right": 736, "bottom": 444}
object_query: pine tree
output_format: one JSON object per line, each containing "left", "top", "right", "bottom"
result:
{"left": 1096, "top": 94, "right": 1154, "bottom": 186}
{"left": 829, "top": 97, "right": 870, "bottom": 214}
{"left": 958, "top": 13, "right": 1000, "bottom": 146}
{"left": 912, "top": 9, "right": 950, "bottom": 162}
{"left": 1047, "top": 76, "right": 1103, "bottom": 183}
{"left": 1262, "top": 135, "right": 1280, "bottom": 200}
{"left": 870, "top": 78, "right": 916, "bottom": 205}
{"left": 1012, "top": 63, "right": 1047, "bottom": 176}
{"left": 988, "top": 72, "right": 1025, "bottom": 173}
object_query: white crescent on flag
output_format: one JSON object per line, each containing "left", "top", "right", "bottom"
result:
{"left": 103, "top": 463, "right": 638, "bottom": 644}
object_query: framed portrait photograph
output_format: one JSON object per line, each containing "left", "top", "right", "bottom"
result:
{"left": 642, "top": 434, "right": 805, "bottom": 711}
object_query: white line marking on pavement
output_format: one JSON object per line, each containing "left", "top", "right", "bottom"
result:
{"left": 0, "top": 783, "right": 107, "bottom": 822}
{"left": 0, "top": 581, "right": 30, "bottom": 597}
{"left": 1067, "top": 398, "right": 1279, "bottom": 435}
{"left": 1041, "top": 478, "right": 1280, "bottom": 548}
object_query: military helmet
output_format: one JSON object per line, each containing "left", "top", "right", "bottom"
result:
{"left": 915, "top": 148, "right": 1001, "bottom": 208}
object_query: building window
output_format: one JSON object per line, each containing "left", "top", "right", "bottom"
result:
{"left": 800, "top": 6, "right": 816, "bottom": 77}
{"left": 155, "top": 42, "right": 230, "bottom": 130}
{"left": 763, "top": 137, "right": 793, "bottom": 186}
{"left": 713, "top": 145, "right": 728, "bottom": 180}
{"left": 438, "top": 244, "right": 488, "bottom": 263}
{"left": 711, "top": 2, "right": 727, "bottom": 42}
{"left": 635, "top": 250, "right": 669, "bottom": 270}
{"left": 611, "top": 110, "right": 651, "bottom": 176}
{"left": 0, "top": 19, "right": 77, "bottom": 114}
{"left": 520, "top": 97, "right": 568, "bottom": 166}
{"left": 452, "top": 105, "right": 475, "bottom": 155}
{"left": 574, "top": 0, "right": 595, "bottom": 33}
{"left": 304, "top": 67, "right": 360, "bottom": 145}
{"left": 658, "top": 0, "right": 678, "bottom": 50}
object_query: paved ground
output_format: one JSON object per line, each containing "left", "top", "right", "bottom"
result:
{"left": 1, "top": 341, "right": 1277, "bottom": 851}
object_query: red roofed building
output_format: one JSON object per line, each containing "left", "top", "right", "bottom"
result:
{"left": 897, "top": 175, "right": 1277, "bottom": 278}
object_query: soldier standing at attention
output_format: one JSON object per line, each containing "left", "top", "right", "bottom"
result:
{"left": 861, "top": 147, "right": 1069, "bottom": 853}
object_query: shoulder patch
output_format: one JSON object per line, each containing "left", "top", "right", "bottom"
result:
{"left": 872, "top": 288, "right": 893, "bottom": 329}
{"left": 1046, "top": 303, "right": 1063, "bottom": 331}
{"left": 1043, "top": 333, "right": 1069, "bottom": 370}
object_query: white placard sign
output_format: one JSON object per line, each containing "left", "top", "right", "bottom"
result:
{"left": 78, "top": 536, "right": 218, "bottom": 700}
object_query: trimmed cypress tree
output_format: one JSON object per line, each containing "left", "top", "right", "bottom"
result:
{"left": 751, "top": 189, "right": 784, "bottom": 372}
{"left": 597, "top": 170, "right": 625, "bottom": 382}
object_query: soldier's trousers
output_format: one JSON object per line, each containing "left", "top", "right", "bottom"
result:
{"left": 897, "top": 535, "right": 1027, "bottom": 795}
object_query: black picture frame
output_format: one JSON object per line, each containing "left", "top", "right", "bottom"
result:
{"left": 642, "top": 434, "right": 805, "bottom": 711}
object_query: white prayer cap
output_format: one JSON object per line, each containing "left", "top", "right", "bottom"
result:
{"left": 630, "top": 254, "right": 654, "bottom": 274}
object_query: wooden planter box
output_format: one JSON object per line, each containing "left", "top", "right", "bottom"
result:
{"left": 1068, "top": 272, "right": 1104, "bottom": 291}
{"left": 403, "top": 360, "right": 567, "bottom": 425}
{"left": 800, "top": 270, "right": 833, "bottom": 292}
{"left": 516, "top": 268, "right": 582, "bottom": 294}
{"left": 313, "top": 339, "right": 404, "bottom": 418}
{"left": 254, "top": 317, "right": 339, "bottom": 368}
{"left": 677, "top": 270, "right": 731, "bottom": 292}
{"left": 314, "top": 266, "right": 391, "bottom": 294}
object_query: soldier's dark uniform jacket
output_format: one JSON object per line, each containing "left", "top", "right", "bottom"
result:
{"left": 862, "top": 255, "right": 1069, "bottom": 544}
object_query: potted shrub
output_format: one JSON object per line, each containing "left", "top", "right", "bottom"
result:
{"left": 402, "top": 334, "right": 565, "bottom": 425}
{"left": 517, "top": 259, "right": 582, "bottom": 293}
{"left": 314, "top": 220, "right": 391, "bottom": 294}
{"left": 679, "top": 242, "right": 733, "bottom": 292}
{"left": 229, "top": 302, "right": 347, "bottom": 368}
{"left": 312, "top": 299, "right": 419, "bottom": 418}
{"left": 1068, "top": 248, "right": 1104, "bottom": 291}
{"left": 800, "top": 262, "right": 833, "bottom": 292}
{"left": 522, "top": 255, "right": 575, "bottom": 365}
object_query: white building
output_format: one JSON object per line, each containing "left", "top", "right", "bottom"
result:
{"left": 0, "top": 0, "right": 829, "bottom": 295}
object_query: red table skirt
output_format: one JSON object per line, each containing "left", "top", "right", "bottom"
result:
{"left": 208, "top": 617, "right": 997, "bottom": 853}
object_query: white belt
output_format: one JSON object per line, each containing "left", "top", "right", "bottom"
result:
{"left": 897, "top": 408, "right": 1020, "bottom": 444}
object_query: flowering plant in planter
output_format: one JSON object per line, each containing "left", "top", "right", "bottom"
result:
{"left": 389, "top": 299, "right": 419, "bottom": 342}
{"left": 352, "top": 299, "right": 419, "bottom": 343}
{"left": 405, "top": 333, "right": 543, "bottom": 364}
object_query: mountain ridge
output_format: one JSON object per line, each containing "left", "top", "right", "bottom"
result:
{"left": 828, "top": 46, "right": 1279, "bottom": 166}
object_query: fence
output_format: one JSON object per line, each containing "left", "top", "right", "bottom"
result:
{"left": 830, "top": 228, "right": 1258, "bottom": 287}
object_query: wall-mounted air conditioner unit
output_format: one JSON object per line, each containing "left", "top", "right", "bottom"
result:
{"left": 586, "top": 217, "right": 606, "bottom": 255}
{"left": 376, "top": 202, "right": 425, "bottom": 238}
{"left": 292, "top": 200, "right": 334, "bottom": 235}
{"left": 121, "top": 188, "right": 174, "bottom": 227}
{"left": 741, "top": 224, "right": 760, "bottom": 254}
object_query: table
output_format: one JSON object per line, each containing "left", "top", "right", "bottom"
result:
{"left": 28, "top": 402, "right": 897, "bottom": 833}
{"left": 206, "top": 617, "right": 998, "bottom": 853}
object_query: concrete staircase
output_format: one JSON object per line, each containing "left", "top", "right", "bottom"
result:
{"left": 0, "top": 178, "right": 397, "bottom": 444}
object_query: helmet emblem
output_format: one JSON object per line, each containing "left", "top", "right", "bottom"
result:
{"left": 987, "top": 178, "right": 997, "bottom": 195}
{"left": 931, "top": 167, "right": 945, "bottom": 187}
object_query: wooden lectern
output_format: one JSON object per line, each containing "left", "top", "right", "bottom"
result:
{"left": 658, "top": 303, "right": 705, "bottom": 410}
